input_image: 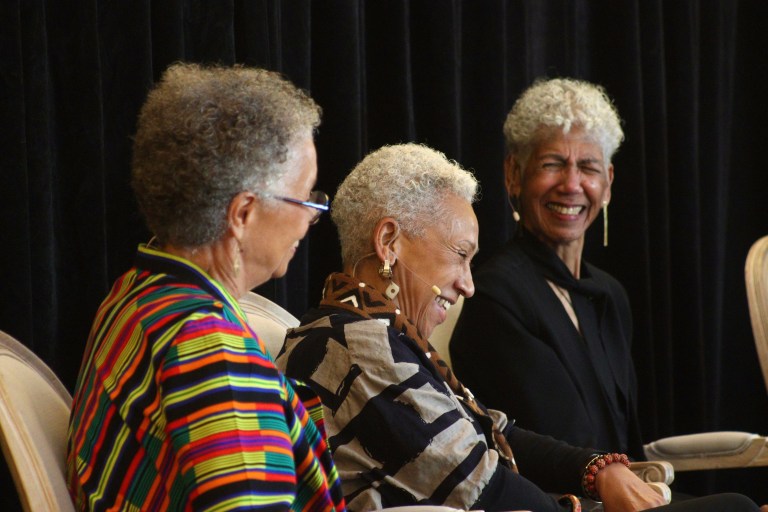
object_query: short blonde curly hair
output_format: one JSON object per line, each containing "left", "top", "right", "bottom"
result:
{"left": 503, "top": 78, "right": 624, "bottom": 166}
{"left": 332, "top": 143, "right": 479, "bottom": 266}
{"left": 131, "top": 63, "right": 321, "bottom": 247}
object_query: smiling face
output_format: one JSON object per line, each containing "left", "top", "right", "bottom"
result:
{"left": 508, "top": 127, "right": 613, "bottom": 255}
{"left": 391, "top": 194, "right": 478, "bottom": 339}
{"left": 243, "top": 136, "right": 319, "bottom": 285}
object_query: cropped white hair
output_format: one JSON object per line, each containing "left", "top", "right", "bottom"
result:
{"left": 503, "top": 78, "right": 624, "bottom": 166}
{"left": 332, "top": 143, "right": 479, "bottom": 266}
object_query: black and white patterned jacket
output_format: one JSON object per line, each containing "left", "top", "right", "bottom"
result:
{"left": 277, "top": 304, "right": 594, "bottom": 512}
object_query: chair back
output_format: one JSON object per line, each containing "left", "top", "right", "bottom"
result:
{"left": 746, "top": 234, "right": 768, "bottom": 396}
{"left": 428, "top": 295, "right": 464, "bottom": 370}
{"left": 0, "top": 330, "right": 75, "bottom": 512}
{"left": 239, "top": 292, "right": 300, "bottom": 358}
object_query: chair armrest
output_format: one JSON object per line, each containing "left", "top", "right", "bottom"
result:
{"left": 644, "top": 431, "right": 768, "bottom": 471}
{"left": 646, "top": 482, "right": 672, "bottom": 504}
{"left": 631, "top": 460, "right": 674, "bottom": 485}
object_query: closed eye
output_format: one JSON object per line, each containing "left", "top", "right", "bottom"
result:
{"left": 580, "top": 165, "right": 601, "bottom": 174}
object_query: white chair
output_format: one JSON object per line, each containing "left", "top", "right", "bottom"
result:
{"left": 747, "top": 234, "right": 768, "bottom": 398}
{"left": 0, "top": 330, "right": 75, "bottom": 512}
{"left": 644, "top": 235, "right": 768, "bottom": 471}
{"left": 239, "top": 291, "right": 300, "bottom": 358}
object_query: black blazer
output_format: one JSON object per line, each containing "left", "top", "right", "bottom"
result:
{"left": 450, "top": 235, "right": 645, "bottom": 460}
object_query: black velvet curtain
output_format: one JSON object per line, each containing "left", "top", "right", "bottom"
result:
{"left": 2, "top": 0, "right": 768, "bottom": 503}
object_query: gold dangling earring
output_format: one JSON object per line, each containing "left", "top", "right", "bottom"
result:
{"left": 602, "top": 201, "right": 609, "bottom": 247}
{"left": 233, "top": 243, "right": 242, "bottom": 277}
{"left": 507, "top": 195, "right": 521, "bottom": 222}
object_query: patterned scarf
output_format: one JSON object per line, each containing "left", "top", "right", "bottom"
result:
{"left": 320, "top": 272, "right": 518, "bottom": 472}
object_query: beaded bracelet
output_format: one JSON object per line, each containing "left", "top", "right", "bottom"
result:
{"left": 581, "top": 452, "right": 631, "bottom": 501}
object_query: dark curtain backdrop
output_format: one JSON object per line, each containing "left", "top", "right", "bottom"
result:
{"left": 2, "top": 0, "right": 768, "bottom": 504}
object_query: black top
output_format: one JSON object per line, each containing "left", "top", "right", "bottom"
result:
{"left": 450, "top": 233, "right": 645, "bottom": 460}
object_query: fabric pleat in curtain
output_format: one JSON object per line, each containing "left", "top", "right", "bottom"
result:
{"left": 2, "top": 0, "right": 767, "bottom": 504}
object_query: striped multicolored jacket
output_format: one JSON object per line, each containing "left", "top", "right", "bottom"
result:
{"left": 67, "top": 245, "right": 346, "bottom": 511}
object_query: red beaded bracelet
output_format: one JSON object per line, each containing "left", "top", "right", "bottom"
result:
{"left": 581, "top": 452, "right": 631, "bottom": 501}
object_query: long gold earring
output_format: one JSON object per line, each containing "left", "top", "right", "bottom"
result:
{"left": 602, "top": 201, "right": 609, "bottom": 247}
{"left": 233, "top": 243, "right": 242, "bottom": 277}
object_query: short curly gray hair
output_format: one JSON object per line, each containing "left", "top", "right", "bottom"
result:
{"left": 503, "top": 78, "right": 624, "bottom": 166}
{"left": 332, "top": 143, "right": 479, "bottom": 266}
{"left": 131, "top": 62, "right": 321, "bottom": 247}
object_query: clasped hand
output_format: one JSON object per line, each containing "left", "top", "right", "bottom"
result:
{"left": 595, "top": 463, "right": 667, "bottom": 512}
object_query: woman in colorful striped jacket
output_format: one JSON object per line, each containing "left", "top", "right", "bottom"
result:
{"left": 66, "top": 63, "right": 345, "bottom": 512}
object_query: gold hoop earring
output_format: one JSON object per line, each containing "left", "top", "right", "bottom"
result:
{"left": 602, "top": 201, "right": 609, "bottom": 247}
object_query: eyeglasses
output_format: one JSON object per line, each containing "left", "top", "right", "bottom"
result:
{"left": 272, "top": 190, "right": 329, "bottom": 225}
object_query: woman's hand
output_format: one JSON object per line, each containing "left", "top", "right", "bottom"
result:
{"left": 595, "top": 463, "right": 668, "bottom": 512}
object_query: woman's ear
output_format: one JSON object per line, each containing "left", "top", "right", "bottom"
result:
{"left": 603, "top": 164, "right": 614, "bottom": 204}
{"left": 504, "top": 154, "right": 523, "bottom": 198}
{"left": 372, "top": 217, "right": 401, "bottom": 264}
{"left": 227, "top": 191, "right": 258, "bottom": 241}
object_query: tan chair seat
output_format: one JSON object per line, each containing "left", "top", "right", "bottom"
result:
{"left": 239, "top": 291, "right": 300, "bottom": 358}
